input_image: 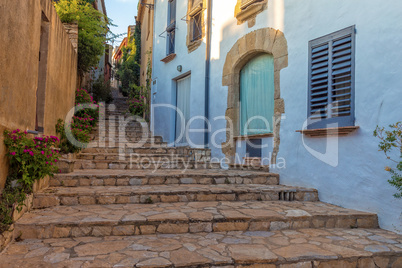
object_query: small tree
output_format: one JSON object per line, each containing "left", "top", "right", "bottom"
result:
{"left": 374, "top": 122, "right": 402, "bottom": 198}
{"left": 54, "top": 0, "right": 110, "bottom": 78}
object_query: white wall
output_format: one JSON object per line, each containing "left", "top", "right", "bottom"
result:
{"left": 152, "top": 0, "right": 402, "bottom": 232}
{"left": 152, "top": 0, "right": 207, "bottom": 146}
{"left": 278, "top": 0, "right": 402, "bottom": 233}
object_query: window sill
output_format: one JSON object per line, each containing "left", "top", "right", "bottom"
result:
{"left": 189, "top": 4, "right": 203, "bottom": 17}
{"left": 234, "top": 133, "right": 274, "bottom": 140}
{"left": 161, "top": 53, "right": 176, "bottom": 63}
{"left": 236, "top": 1, "right": 266, "bottom": 23}
{"left": 296, "top": 126, "right": 359, "bottom": 137}
{"left": 187, "top": 39, "right": 202, "bottom": 53}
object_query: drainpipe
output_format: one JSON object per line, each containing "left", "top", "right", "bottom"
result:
{"left": 204, "top": 0, "right": 212, "bottom": 148}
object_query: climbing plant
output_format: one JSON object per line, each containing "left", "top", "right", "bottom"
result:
{"left": 374, "top": 122, "right": 402, "bottom": 198}
{"left": 53, "top": 0, "right": 110, "bottom": 77}
{"left": 116, "top": 23, "right": 141, "bottom": 96}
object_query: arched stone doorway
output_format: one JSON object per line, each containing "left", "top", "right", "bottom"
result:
{"left": 221, "top": 27, "right": 288, "bottom": 164}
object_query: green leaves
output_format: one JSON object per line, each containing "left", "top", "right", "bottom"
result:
{"left": 374, "top": 122, "right": 402, "bottom": 198}
{"left": 54, "top": 0, "right": 110, "bottom": 75}
{"left": 3, "top": 130, "right": 61, "bottom": 192}
{"left": 56, "top": 88, "right": 102, "bottom": 154}
{"left": 116, "top": 24, "right": 142, "bottom": 97}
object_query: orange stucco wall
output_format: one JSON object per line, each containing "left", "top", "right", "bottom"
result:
{"left": 0, "top": 0, "right": 78, "bottom": 188}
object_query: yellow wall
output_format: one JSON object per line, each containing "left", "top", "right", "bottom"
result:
{"left": 0, "top": 0, "right": 78, "bottom": 188}
{"left": 138, "top": 4, "right": 154, "bottom": 88}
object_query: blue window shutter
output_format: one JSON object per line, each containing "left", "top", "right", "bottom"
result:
{"left": 166, "top": 0, "right": 176, "bottom": 55}
{"left": 308, "top": 26, "right": 355, "bottom": 129}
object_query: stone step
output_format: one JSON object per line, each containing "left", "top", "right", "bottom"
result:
{"left": 76, "top": 153, "right": 195, "bottom": 162}
{"left": 73, "top": 159, "right": 221, "bottom": 170}
{"left": 230, "top": 164, "right": 270, "bottom": 171}
{"left": 14, "top": 201, "right": 378, "bottom": 239}
{"left": 81, "top": 146, "right": 207, "bottom": 155}
{"left": 95, "top": 125, "right": 145, "bottom": 131}
{"left": 94, "top": 134, "right": 163, "bottom": 143}
{"left": 50, "top": 169, "right": 280, "bottom": 187}
{"left": 84, "top": 142, "right": 169, "bottom": 149}
{"left": 90, "top": 133, "right": 155, "bottom": 140}
{"left": 1, "top": 229, "right": 401, "bottom": 267}
{"left": 32, "top": 184, "right": 319, "bottom": 208}
{"left": 98, "top": 120, "right": 142, "bottom": 127}
{"left": 89, "top": 139, "right": 165, "bottom": 147}
{"left": 77, "top": 152, "right": 210, "bottom": 162}
{"left": 91, "top": 137, "right": 164, "bottom": 144}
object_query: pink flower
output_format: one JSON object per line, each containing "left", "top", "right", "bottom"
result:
{"left": 10, "top": 152, "right": 16, "bottom": 156}
{"left": 29, "top": 151, "right": 34, "bottom": 156}
{"left": 41, "top": 151, "right": 45, "bottom": 155}
{"left": 46, "top": 161, "right": 48, "bottom": 164}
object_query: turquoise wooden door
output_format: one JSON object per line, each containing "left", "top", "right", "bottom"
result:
{"left": 240, "top": 54, "right": 275, "bottom": 135}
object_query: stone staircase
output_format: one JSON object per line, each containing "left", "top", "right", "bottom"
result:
{"left": 1, "top": 97, "right": 401, "bottom": 267}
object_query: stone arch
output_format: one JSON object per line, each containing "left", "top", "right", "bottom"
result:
{"left": 221, "top": 28, "right": 288, "bottom": 164}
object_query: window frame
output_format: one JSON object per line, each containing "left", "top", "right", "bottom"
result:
{"left": 190, "top": 11, "right": 202, "bottom": 42}
{"left": 307, "top": 25, "right": 356, "bottom": 129}
{"left": 240, "top": 0, "right": 263, "bottom": 10}
{"left": 186, "top": 0, "right": 204, "bottom": 52}
{"left": 166, "top": 0, "right": 176, "bottom": 56}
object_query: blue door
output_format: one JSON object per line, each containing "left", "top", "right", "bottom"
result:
{"left": 240, "top": 54, "right": 275, "bottom": 135}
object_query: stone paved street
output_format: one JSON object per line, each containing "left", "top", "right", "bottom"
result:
{"left": 1, "top": 229, "right": 401, "bottom": 267}
{"left": 1, "top": 97, "right": 401, "bottom": 267}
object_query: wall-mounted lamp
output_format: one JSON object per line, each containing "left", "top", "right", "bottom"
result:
{"left": 177, "top": 65, "right": 182, "bottom": 72}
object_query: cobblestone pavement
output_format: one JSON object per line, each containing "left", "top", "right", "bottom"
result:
{"left": 2, "top": 97, "right": 401, "bottom": 267}
{"left": 1, "top": 229, "right": 401, "bottom": 267}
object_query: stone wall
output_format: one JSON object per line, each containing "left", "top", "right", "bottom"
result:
{"left": 0, "top": 0, "right": 78, "bottom": 188}
{"left": 63, "top": 23, "right": 78, "bottom": 52}
{"left": 0, "top": 176, "right": 49, "bottom": 252}
{"left": 221, "top": 28, "right": 288, "bottom": 164}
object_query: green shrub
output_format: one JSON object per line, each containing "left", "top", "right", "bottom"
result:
{"left": 374, "top": 122, "right": 402, "bottom": 198}
{"left": 116, "top": 24, "right": 141, "bottom": 96}
{"left": 92, "top": 76, "right": 113, "bottom": 103}
{"left": 56, "top": 119, "right": 92, "bottom": 153}
{"left": 0, "top": 181, "right": 28, "bottom": 233}
{"left": 54, "top": 0, "right": 110, "bottom": 77}
{"left": 127, "top": 87, "right": 147, "bottom": 118}
{"left": 2, "top": 130, "right": 61, "bottom": 234}
{"left": 4, "top": 130, "right": 60, "bottom": 191}
{"left": 74, "top": 88, "right": 100, "bottom": 121}
{"left": 55, "top": 87, "right": 105, "bottom": 154}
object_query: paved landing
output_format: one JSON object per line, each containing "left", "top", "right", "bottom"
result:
{"left": 14, "top": 201, "right": 378, "bottom": 239}
{"left": 1, "top": 229, "right": 401, "bottom": 267}
{"left": 54, "top": 169, "right": 279, "bottom": 178}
